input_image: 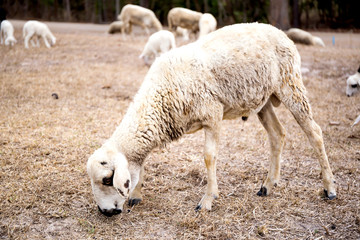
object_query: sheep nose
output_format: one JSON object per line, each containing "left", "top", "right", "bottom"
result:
{"left": 97, "top": 206, "right": 122, "bottom": 217}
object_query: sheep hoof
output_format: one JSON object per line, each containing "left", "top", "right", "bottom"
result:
{"left": 257, "top": 186, "right": 267, "bottom": 196}
{"left": 323, "top": 189, "right": 336, "bottom": 200}
{"left": 128, "top": 198, "right": 142, "bottom": 206}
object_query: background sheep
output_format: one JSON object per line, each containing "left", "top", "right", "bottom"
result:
{"left": 117, "top": 4, "right": 162, "bottom": 37}
{"left": 87, "top": 23, "right": 336, "bottom": 216}
{"left": 346, "top": 65, "right": 360, "bottom": 97}
{"left": 23, "top": 20, "right": 56, "bottom": 48}
{"left": 175, "top": 26, "right": 189, "bottom": 42}
{"left": 107, "top": 21, "right": 124, "bottom": 34}
{"left": 285, "top": 28, "right": 325, "bottom": 47}
{"left": 0, "top": 20, "right": 16, "bottom": 46}
{"left": 139, "top": 30, "right": 176, "bottom": 66}
{"left": 199, "top": 13, "right": 217, "bottom": 38}
{"left": 167, "top": 7, "right": 203, "bottom": 38}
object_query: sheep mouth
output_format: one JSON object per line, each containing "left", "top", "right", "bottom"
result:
{"left": 97, "top": 206, "right": 122, "bottom": 217}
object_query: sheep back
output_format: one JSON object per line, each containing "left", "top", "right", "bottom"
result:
{"left": 167, "top": 7, "right": 203, "bottom": 32}
{"left": 118, "top": 4, "right": 162, "bottom": 32}
{"left": 120, "top": 23, "right": 305, "bottom": 156}
{"left": 286, "top": 28, "right": 324, "bottom": 47}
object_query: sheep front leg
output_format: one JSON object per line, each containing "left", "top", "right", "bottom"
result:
{"left": 196, "top": 125, "right": 220, "bottom": 211}
{"left": 24, "top": 34, "right": 33, "bottom": 48}
{"left": 128, "top": 165, "right": 144, "bottom": 206}
{"left": 257, "top": 100, "right": 286, "bottom": 196}
{"left": 42, "top": 35, "right": 51, "bottom": 48}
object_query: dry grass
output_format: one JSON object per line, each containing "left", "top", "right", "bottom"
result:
{"left": 1, "top": 21, "right": 360, "bottom": 239}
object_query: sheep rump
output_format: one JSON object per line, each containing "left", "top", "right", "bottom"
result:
{"left": 0, "top": 20, "right": 17, "bottom": 46}
{"left": 117, "top": 4, "right": 162, "bottom": 36}
{"left": 23, "top": 20, "right": 56, "bottom": 48}
{"left": 199, "top": 13, "right": 217, "bottom": 38}
{"left": 108, "top": 21, "right": 124, "bottom": 34}
{"left": 87, "top": 23, "right": 336, "bottom": 216}
{"left": 285, "top": 28, "right": 325, "bottom": 47}
{"left": 139, "top": 30, "right": 176, "bottom": 66}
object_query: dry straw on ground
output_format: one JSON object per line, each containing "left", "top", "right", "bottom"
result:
{"left": 1, "top": 21, "right": 360, "bottom": 239}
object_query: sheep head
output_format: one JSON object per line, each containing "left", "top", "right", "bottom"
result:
{"left": 87, "top": 146, "right": 131, "bottom": 216}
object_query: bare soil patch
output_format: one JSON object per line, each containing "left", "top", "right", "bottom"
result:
{"left": 1, "top": 21, "right": 360, "bottom": 239}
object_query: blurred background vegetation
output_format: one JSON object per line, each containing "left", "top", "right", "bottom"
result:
{"left": 1, "top": 0, "right": 359, "bottom": 29}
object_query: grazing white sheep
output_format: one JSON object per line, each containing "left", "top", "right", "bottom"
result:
{"left": 23, "top": 20, "right": 56, "bottom": 48}
{"left": 117, "top": 4, "right": 162, "bottom": 37}
{"left": 346, "top": 65, "right": 360, "bottom": 97}
{"left": 199, "top": 13, "right": 217, "bottom": 38}
{"left": 108, "top": 21, "right": 124, "bottom": 34}
{"left": 175, "top": 26, "right": 189, "bottom": 41}
{"left": 167, "top": 7, "right": 203, "bottom": 37}
{"left": 0, "top": 20, "right": 17, "bottom": 46}
{"left": 139, "top": 30, "right": 176, "bottom": 66}
{"left": 87, "top": 23, "right": 336, "bottom": 216}
{"left": 285, "top": 28, "right": 325, "bottom": 47}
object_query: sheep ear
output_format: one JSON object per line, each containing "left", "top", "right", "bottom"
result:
{"left": 113, "top": 153, "right": 131, "bottom": 198}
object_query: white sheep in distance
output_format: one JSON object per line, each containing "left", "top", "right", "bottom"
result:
{"left": 0, "top": 20, "right": 17, "bottom": 46}
{"left": 139, "top": 30, "right": 176, "bottom": 66}
{"left": 346, "top": 65, "right": 360, "bottom": 97}
{"left": 117, "top": 4, "right": 162, "bottom": 37}
{"left": 175, "top": 26, "right": 189, "bottom": 41}
{"left": 87, "top": 23, "right": 337, "bottom": 216}
{"left": 285, "top": 28, "right": 325, "bottom": 47}
{"left": 107, "top": 21, "right": 124, "bottom": 34}
{"left": 199, "top": 13, "right": 217, "bottom": 38}
{"left": 23, "top": 20, "right": 56, "bottom": 48}
{"left": 167, "top": 7, "right": 203, "bottom": 38}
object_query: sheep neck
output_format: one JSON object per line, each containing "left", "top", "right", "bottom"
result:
{"left": 109, "top": 87, "right": 187, "bottom": 166}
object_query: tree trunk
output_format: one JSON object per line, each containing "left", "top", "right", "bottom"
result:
{"left": 217, "top": 0, "right": 226, "bottom": 26}
{"left": 203, "top": 0, "right": 209, "bottom": 13}
{"left": 194, "top": 0, "right": 201, "bottom": 12}
{"left": 186, "top": 0, "right": 190, "bottom": 9}
{"left": 102, "top": 0, "right": 107, "bottom": 22}
{"left": 140, "top": 0, "right": 149, "bottom": 9}
{"left": 269, "top": 0, "right": 290, "bottom": 30}
{"left": 64, "top": 0, "right": 71, "bottom": 22}
{"left": 115, "top": 0, "right": 120, "bottom": 18}
{"left": 53, "top": 0, "right": 58, "bottom": 20}
{"left": 292, "top": 0, "right": 300, "bottom": 28}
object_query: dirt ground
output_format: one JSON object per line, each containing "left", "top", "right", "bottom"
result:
{"left": 0, "top": 20, "right": 359, "bottom": 239}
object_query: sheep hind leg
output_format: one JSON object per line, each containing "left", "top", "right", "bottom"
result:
{"left": 128, "top": 165, "right": 144, "bottom": 206}
{"left": 196, "top": 124, "right": 220, "bottom": 211}
{"left": 283, "top": 96, "right": 336, "bottom": 199}
{"left": 256, "top": 100, "right": 286, "bottom": 197}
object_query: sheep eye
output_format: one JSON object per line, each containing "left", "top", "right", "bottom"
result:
{"left": 351, "top": 84, "right": 358, "bottom": 88}
{"left": 102, "top": 177, "right": 113, "bottom": 186}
